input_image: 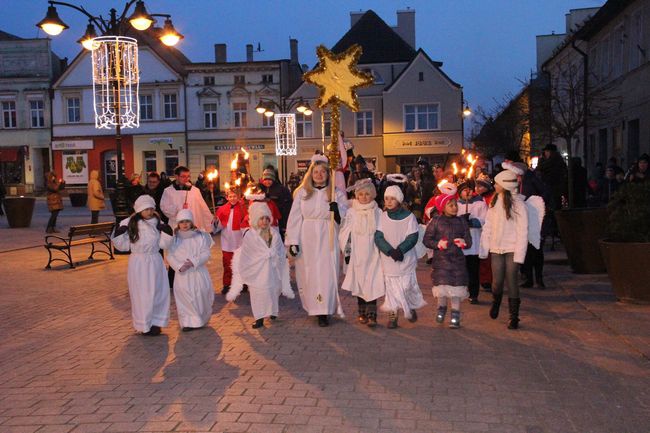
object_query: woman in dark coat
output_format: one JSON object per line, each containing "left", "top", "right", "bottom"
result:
{"left": 45, "top": 171, "right": 65, "bottom": 233}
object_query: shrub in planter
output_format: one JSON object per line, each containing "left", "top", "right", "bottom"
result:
{"left": 599, "top": 181, "right": 650, "bottom": 303}
{"left": 555, "top": 207, "right": 607, "bottom": 273}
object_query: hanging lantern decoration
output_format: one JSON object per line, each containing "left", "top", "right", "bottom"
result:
{"left": 274, "top": 113, "right": 297, "bottom": 156}
{"left": 91, "top": 36, "right": 140, "bottom": 129}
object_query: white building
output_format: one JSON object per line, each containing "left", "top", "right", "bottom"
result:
{"left": 0, "top": 30, "right": 63, "bottom": 194}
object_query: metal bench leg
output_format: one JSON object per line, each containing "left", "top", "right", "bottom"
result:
{"left": 89, "top": 242, "right": 96, "bottom": 260}
{"left": 44, "top": 246, "right": 53, "bottom": 269}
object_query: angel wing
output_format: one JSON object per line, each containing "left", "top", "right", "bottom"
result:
{"left": 414, "top": 223, "right": 428, "bottom": 259}
{"left": 525, "top": 195, "right": 545, "bottom": 249}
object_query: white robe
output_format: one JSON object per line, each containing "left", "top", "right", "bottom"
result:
{"left": 111, "top": 217, "right": 173, "bottom": 333}
{"left": 285, "top": 186, "right": 348, "bottom": 316}
{"left": 230, "top": 227, "right": 293, "bottom": 320}
{"left": 377, "top": 211, "right": 426, "bottom": 318}
{"left": 338, "top": 200, "right": 385, "bottom": 302}
{"left": 161, "top": 185, "right": 214, "bottom": 232}
{"left": 167, "top": 230, "right": 215, "bottom": 328}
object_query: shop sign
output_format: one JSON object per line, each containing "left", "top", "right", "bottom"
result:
{"left": 62, "top": 152, "right": 89, "bottom": 184}
{"left": 214, "top": 144, "right": 265, "bottom": 151}
{"left": 393, "top": 137, "right": 451, "bottom": 148}
{"left": 149, "top": 137, "right": 173, "bottom": 145}
{"left": 52, "top": 140, "right": 93, "bottom": 150}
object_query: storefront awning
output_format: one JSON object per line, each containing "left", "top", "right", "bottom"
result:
{"left": 0, "top": 148, "right": 19, "bottom": 162}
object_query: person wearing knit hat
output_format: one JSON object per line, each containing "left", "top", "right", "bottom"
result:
{"left": 258, "top": 167, "right": 292, "bottom": 237}
{"left": 423, "top": 185, "right": 472, "bottom": 328}
{"left": 339, "top": 178, "right": 384, "bottom": 327}
{"left": 227, "top": 202, "right": 295, "bottom": 329}
{"left": 112, "top": 193, "right": 174, "bottom": 336}
{"left": 285, "top": 153, "right": 348, "bottom": 327}
{"left": 375, "top": 183, "right": 426, "bottom": 329}
{"left": 167, "top": 209, "right": 215, "bottom": 332}
{"left": 479, "top": 167, "right": 529, "bottom": 330}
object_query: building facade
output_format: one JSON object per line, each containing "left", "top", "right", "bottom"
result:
{"left": 289, "top": 10, "right": 463, "bottom": 175}
{"left": 185, "top": 41, "right": 303, "bottom": 187}
{"left": 0, "top": 31, "right": 62, "bottom": 194}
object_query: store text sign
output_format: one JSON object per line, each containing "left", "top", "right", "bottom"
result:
{"left": 395, "top": 137, "right": 451, "bottom": 148}
{"left": 52, "top": 140, "right": 94, "bottom": 150}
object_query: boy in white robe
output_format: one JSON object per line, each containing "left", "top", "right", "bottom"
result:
{"left": 112, "top": 195, "right": 173, "bottom": 336}
{"left": 339, "top": 178, "right": 384, "bottom": 327}
{"left": 226, "top": 202, "right": 295, "bottom": 329}
{"left": 167, "top": 209, "right": 215, "bottom": 332}
{"left": 374, "top": 185, "right": 426, "bottom": 329}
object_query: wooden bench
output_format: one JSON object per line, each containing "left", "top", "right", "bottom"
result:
{"left": 44, "top": 222, "right": 115, "bottom": 269}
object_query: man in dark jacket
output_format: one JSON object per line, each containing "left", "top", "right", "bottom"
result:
{"left": 258, "top": 168, "right": 292, "bottom": 237}
{"left": 537, "top": 144, "right": 567, "bottom": 211}
{"left": 142, "top": 172, "right": 167, "bottom": 223}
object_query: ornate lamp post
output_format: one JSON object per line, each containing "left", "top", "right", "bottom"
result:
{"left": 37, "top": 1, "right": 184, "bottom": 223}
{"left": 255, "top": 97, "right": 312, "bottom": 184}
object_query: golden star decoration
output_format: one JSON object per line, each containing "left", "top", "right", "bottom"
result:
{"left": 303, "top": 44, "right": 374, "bottom": 112}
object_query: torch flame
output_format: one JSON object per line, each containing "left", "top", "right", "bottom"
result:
{"left": 452, "top": 162, "right": 458, "bottom": 175}
{"left": 468, "top": 166, "right": 474, "bottom": 178}
{"left": 230, "top": 156, "right": 238, "bottom": 170}
{"left": 224, "top": 182, "right": 230, "bottom": 190}
{"left": 437, "top": 179, "right": 448, "bottom": 188}
{"left": 240, "top": 147, "right": 249, "bottom": 160}
{"left": 235, "top": 178, "right": 241, "bottom": 186}
{"left": 244, "top": 187, "right": 252, "bottom": 196}
{"left": 466, "top": 153, "right": 475, "bottom": 164}
{"left": 461, "top": 149, "right": 466, "bottom": 155}
{"left": 461, "top": 168, "right": 467, "bottom": 174}
{"left": 206, "top": 169, "right": 218, "bottom": 181}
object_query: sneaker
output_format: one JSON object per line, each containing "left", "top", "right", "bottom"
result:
{"left": 435, "top": 306, "right": 447, "bottom": 323}
{"left": 408, "top": 309, "right": 418, "bottom": 323}
{"left": 449, "top": 310, "right": 461, "bottom": 329}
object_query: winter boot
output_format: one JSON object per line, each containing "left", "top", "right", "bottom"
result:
{"left": 408, "top": 309, "right": 418, "bottom": 323}
{"left": 221, "top": 285, "right": 230, "bottom": 295}
{"left": 489, "top": 292, "right": 503, "bottom": 320}
{"left": 357, "top": 303, "right": 368, "bottom": 324}
{"left": 387, "top": 311, "right": 398, "bottom": 329}
{"left": 252, "top": 318, "right": 264, "bottom": 329}
{"left": 366, "top": 304, "right": 377, "bottom": 328}
{"left": 507, "top": 298, "right": 521, "bottom": 329}
{"left": 435, "top": 306, "right": 447, "bottom": 323}
{"left": 449, "top": 310, "right": 461, "bottom": 329}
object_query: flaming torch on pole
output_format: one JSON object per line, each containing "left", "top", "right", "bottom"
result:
{"left": 206, "top": 169, "right": 218, "bottom": 213}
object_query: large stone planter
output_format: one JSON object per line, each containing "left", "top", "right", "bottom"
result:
{"left": 4, "top": 197, "right": 36, "bottom": 228}
{"left": 599, "top": 239, "right": 650, "bottom": 303}
{"left": 555, "top": 207, "right": 607, "bottom": 274}
{"left": 68, "top": 192, "right": 88, "bottom": 207}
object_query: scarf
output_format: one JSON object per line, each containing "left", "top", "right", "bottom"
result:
{"left": 352, "top": 199, "right": 378, "bottom": 235}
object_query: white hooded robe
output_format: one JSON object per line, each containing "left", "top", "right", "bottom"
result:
{"left": 111, "top": 217, "right": 173, "bottom": 333}
{"left": 161, "top": 185, "right": 214, "bottom": 232}
{"left": 167, "top": 230, "right": 215, "bottom": 328}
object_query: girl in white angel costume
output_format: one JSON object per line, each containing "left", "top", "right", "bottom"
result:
{"left": 227, "top": 201, "right": 295, "bottom": 328}
{"left": 167, "top": 209, "right": 215, "bottom": 332}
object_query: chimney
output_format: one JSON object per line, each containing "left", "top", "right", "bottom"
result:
{"left": 350, "top": 10, "right": 364, "bottom": 28}
{"left": 395, "top": 9, "right": 416, "bottom": 49}
{"left": 290, "top": 39, "right": 299, "bottom": 64}
{"left": 246, "top": 44, "right": 254, "bottom": 62}
{"left": 214, "top": 44, "right": 227, "bottom": 63}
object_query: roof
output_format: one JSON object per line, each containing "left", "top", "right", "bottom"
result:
{"left": 126, "top": 26, "right": 190, "bottom": 75}
{"left": 330, "top": 10, "right": 416, "bottom": 64}
{"left": 0, "top": 30, "right": 22, "bottom": 41}
{"left": 384, "top": 48, "right": 460, "bottom": 91}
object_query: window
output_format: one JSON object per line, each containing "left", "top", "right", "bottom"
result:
{"left": 262, "top": 74, "right": 273, "bottom": 84}
{"left": 143, "top": 151, "right": 157, "bottom": 172}
{"left": 204, "top": 103, "right": 218, "bottom": 129}
{"left": 139, "top": 94, "right": 153, "bottom": 120}
{"left": 355, "top": 111, "right": 373, "bottom": 136}
{"left": 233, "top": 102, "right": 247, "bottom": 128}
{"left": 29, "top": 100, "right": 44, "bottom": 128}
{"left": 404, "top": 104, "right": 439, "bottom": 131}
{"left": 323, "top": 111, "right": 331, "bottom": 137}
{"left": 262, "top": 113, "right": 274, "bottom": 127}
{"left": 296, "top": 113, "right": 312, "bottom": 138}
{"left": 418, "top": 72, "right": 424, "bottom": 81}
{"left": 1, "top": 101, "right": 16, "bottom": 128}
{"left": 163, "top": 94, "right": 178, "bottom": 119}
{"left": 600, "top": 37, "right": 610, "bottom": 81}
{"left": 204, "top": 76, "right": 215, "bottom": 86}
{"left": 612, "top": 26, "right": 624, "bottom": 78}
{"left": 164, "top": 149, "right": 179, "bottom": 176}
{"left": 66, "top": 97, "right": 80, "bottom": 123}
{"left": 629, "top": 12, "right": 644, "bottom": 71}
{"left": 234, "top": 75, "right": 245, "bottom": 85}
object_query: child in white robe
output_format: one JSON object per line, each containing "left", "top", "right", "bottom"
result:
{"left": 374, "top": 185, "right": 426, "bottom": 328}
{"left": 339, "top": 178, "right": 384, "bottom": 327}
{"left": 227, "top": 202, "right": 295, "bottom": 329}
{"left": 167, "top": 209, "right": 215, "bottom": 332}
{"left": 112, "top": 195, "right": 173, "bottom": 336}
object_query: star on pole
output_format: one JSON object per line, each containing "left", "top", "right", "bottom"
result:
{"left": 303, "top": 44, "right": 374, "bottom": 112}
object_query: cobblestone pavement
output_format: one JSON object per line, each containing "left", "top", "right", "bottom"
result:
{"left": 1, "top": 215, "right": 649, "bottom": 432}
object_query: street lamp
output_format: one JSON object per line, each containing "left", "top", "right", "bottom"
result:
{"left": 37, "top": 0, "right": 184, "bottom": 224}
{"left": 463, "top": 102, "right": 472, "bottom": 117}
{"left": 255, "top": 97, "right": 312, "bottom": 183}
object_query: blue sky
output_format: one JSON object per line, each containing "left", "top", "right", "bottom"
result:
{"left": 3, "top": 0, "right": 602, "bottom": 115}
